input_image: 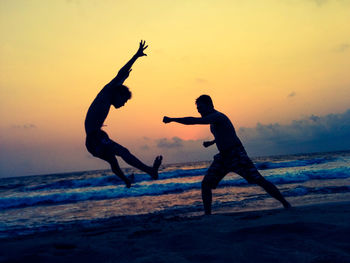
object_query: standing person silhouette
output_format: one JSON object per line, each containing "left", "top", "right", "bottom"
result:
{"left": 85, "top": 40, "right": 162, "bottom": 188}
{"left": 163, "top": 95, "right": 290, "bottom": 215}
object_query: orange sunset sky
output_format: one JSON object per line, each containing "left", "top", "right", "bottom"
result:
{"left": 1, "top": 0, "right": 350, "bottom": 177}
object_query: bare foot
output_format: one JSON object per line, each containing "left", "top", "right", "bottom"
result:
{"left": 150, "top": 155, "right": 162, "bottom": 179}
{"left": 125, "top": 179, "right": 131, "bottom": 188}
{"left": 128, "top": 173, "right": 135, "bottom": 183}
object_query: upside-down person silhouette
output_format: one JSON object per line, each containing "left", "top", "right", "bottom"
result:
{"left": 85, "top": 40, "right": 162, "bottom": 188}
{"left": 163, "top": 95, "right": 291, "bottom": 215}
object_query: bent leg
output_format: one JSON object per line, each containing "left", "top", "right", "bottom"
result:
{"left": 104, "top": 155, "right": 131, "bottom": 188}
{"left": 112, "top": 142, "right": 162, "bottom": 179}
{"left": 85, "top": 132, "right": 131, "bottom": 187}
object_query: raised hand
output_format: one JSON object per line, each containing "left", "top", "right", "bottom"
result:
{"left": 135, "top": 40, "right": 148, "bottom": 57}
{"left": 112, "top": 40, "right": 148, "bottom": 85}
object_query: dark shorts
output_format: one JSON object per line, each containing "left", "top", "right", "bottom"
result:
{"left": 203, "top": 148, "right": 264, "bottom": 189}
{"left": 85, "top": 130, "right": 127, "bottom": 160}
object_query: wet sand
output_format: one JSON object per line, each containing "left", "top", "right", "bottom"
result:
{"left": 1, "top": 201, "right": 350, "bottom": 263}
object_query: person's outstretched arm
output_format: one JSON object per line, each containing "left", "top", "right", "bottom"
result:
{"left": 109, "top": 40, "right": 148, "bottom": 86}
{"left": 163, "top": 115, "right": 216, "bottom": 125}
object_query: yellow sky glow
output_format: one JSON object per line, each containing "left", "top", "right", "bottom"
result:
{"left": 1, "top": 0, "right": 349, "bottom": 176}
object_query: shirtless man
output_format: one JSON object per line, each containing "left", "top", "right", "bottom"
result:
{"left": 163, "top": 95, "right": 290, "bottom": 214}
{"left": 85, "top": 40, "right": 162, "bottom": 188}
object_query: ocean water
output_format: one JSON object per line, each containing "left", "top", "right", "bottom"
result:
{"left": 1, "top": 150, "right": 350, "bottom": 238}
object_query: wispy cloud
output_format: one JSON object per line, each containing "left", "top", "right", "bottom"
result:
{"left": 238, "top": 109, "right": 350, "bottom": 156}
{"left": 334, "top": 43, "right": 350, "bottom": 53}
{"left": 157, "top": 137, "right": 183, "bottom": 148}
{"left": 195, "top": 78, "right": 208, "bottom": 84}
{"left": 311, "top": 0, "right": 328, "bottom": 7}
{"left": 11, "top": 124, "right": 36, "bottom": 129}
{"left": 287, "top": 91, "right": 296, "bottom": 98}
{"left": 140, "top": 145, "right": 150, "bottom": 150}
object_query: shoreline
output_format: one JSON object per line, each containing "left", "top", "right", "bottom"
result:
{"left": 1, "top": 201, "right": 350, "bottom": 263}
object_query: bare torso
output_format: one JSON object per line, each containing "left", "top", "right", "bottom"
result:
{"left": 209, "top": 111, "right": 244, "bottom": 152}
{"left": 84, "top": 86, "right": 112, "bottom": 134}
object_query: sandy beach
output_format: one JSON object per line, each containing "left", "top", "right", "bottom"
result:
{"left": 1, "top": 201, "right": 349, "bottom": 263}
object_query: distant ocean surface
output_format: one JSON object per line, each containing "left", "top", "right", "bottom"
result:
{"left": 1, "top": 150, "right": 350, "bottom": 238}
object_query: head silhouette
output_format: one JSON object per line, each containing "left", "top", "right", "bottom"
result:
{"left": 112, "top": 85, "right": 132, "bottom": 108}
{"left": 196, "top": 95, "right": 214, "bottom": 116}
